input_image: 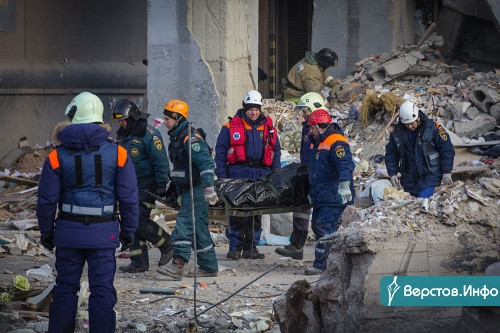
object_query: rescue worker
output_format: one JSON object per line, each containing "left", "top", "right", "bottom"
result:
{"left": 112, "top": 99, "right": 173, "bottom": 273}
{"left": 157, "top": 99, "right": 219, "bottom": 280}
{"left": 283, "top": 48, "right": 341, "bottom": 102}
{"left": 385, "top": 101, "right": 455, "bottom": 198}
{"left": 36, "top": 92, "right": 139, "bottom": 333}
{"left": 215, "top": 90, "right": 282, "bottom": 260}
{"left": 275, "top": 92, "right": 326, "bottom": 260}
{"left": 307, "top": 109, "right": 354, "bottom": 275}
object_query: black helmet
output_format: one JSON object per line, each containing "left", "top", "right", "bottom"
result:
{"left": 315, "top": 48, "right": 338, "bottom": 70}
{"left": 112, "top": 99, "right": 142, "bottom": 121}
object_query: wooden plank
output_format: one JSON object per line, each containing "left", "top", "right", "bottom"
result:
{"left": 452, "top": 165, "right": 490, "bottom": 173}
{"left": 453, "top": 140, "right": 500, "bottom": 148}
{"left": 0, "top": 175, "right": 39, "bottom": 186}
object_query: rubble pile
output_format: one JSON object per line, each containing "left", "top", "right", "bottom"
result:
{"left": 1, "top": 33, "right": 500, "bottom": 333}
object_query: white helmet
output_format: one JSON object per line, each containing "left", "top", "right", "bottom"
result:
{"left": 243, "top": 90, "right": 263, "bottom": 106}
{"left": 66, "top": 92, "right": 104, "bottom": 124}
{"left": 399, "top": 101, "right": 419, "bottom": 124}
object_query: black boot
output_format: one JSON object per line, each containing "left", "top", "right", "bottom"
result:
{"left": 119, "top": 242, "right": 149, "bottom": 273}
{"left": 275, "top": 228, "right": 308, "bottom": 260}
{"left": 242, "top": 247, "right": 265, "bottom": 259}
{"left": 158, "top": 245, "right": 173, "bottom": 266}
{"left": 275, "top": 244, "right": 303, "bottom": 259}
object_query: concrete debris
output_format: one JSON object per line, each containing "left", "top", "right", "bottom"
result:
{"left": 1, "top": 33, "right": 499, "bottom": 333}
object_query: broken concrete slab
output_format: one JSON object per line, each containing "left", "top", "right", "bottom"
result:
{"left": 489, "top": 102, "right": 500, "bottom": 121}
{"left": 469, "top": 86, "right": 500, "bottom": 113}
{"left": 0, "top": 148, "right": 30, "bottom": 170}
{"left": 453, "top": 112, "right": 498, "bottom": 137}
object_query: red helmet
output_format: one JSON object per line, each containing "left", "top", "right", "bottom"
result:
{"left": 308, "top": 109, "right": 332, "bottom": 125}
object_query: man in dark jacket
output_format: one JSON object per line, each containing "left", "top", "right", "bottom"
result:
{"left": 307, "top": 109, "right": 354, "bottom": 275}
{"left": 215, "top": 90, "right": 281, "bottom": 260}
{"left": 385, "top": 101, "right": 455, "bottom": 198}
{"left": 157, "top": 99, "right": 219, "bottom": 280}
{"left": 37, "top": 92, "right": 139, "bottom": 333}
{"left": 112, "top": 99, "right": 173, "bottom": 273}
{"left": 275, "top": 92, "right": 326, "bottom": 260}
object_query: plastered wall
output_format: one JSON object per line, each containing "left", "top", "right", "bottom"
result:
{"left": 147, "top": 0, "right": 259, "bottom": 147}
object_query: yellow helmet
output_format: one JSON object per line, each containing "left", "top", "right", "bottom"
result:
{"left": 66, "top": 92, "right": 104, "bottom": 124}
{"left": 295, "top": 92, "right": 325, "bottom": 115}
{"left": 163, "top": 99, "right": 188, "bottom": 120}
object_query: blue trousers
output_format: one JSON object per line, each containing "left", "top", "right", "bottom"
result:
{"left": 226, "top": 215, "right": 262, "bottom": 251}
{"left": 311, "top": 205, "right": 345, "bottom": 270}
{"left": 49, "top": 247, "right": 117, "bottom": 333}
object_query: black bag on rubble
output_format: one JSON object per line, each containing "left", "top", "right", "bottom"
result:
{"left": 214, "top": 162, "right": 310, "bottom": 208}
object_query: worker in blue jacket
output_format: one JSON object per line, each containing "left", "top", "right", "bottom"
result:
{"left": 385, "top": 101, "right": 455, "bottom": 197}
{"left": 157, "top": 99, "right": 219, "bottom": 281}
{"left": 112, "top": 99, "right": 173, "bottom": 273}
{"left": 275, "top": 92, "right": 326, "bottom": 260}
{"left": 307, "top": 109, "right": 354, "bottom": 275}
{"left": 215, "top": 90, "right": 281, "bottom": 260}
{"left": 36, "top": 92, "right": 139, "bottom": 333}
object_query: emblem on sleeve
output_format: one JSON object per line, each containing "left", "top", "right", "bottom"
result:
{"left": 192, "top": 142, "right": 201, "bottom": 152}
{"left": 154, "top": 139, "right": 162, "bottom": 150}
{"left": 335, "top": 146, "right": 345, "bottom": 158}
{"left": 438, "top": 128, "right": 448, "bottom": 141}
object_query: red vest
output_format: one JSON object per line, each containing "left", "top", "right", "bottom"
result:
{"left": 227, "top": 116, "right": 277, "bottom": 166}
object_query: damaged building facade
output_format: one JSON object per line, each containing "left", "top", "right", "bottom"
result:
{"left": 1, "top": 0, "right": 499, "bottom": 332}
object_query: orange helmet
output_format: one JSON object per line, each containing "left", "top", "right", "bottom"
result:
{"left": 308, "top": 109, "right": 332, "bottom": 125}
{"left": 164, "top": 100, "right": 188, "bottom": 119}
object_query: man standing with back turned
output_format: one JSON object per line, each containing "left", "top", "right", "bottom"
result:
{"left": 37, "top": 92, "right": 138, "bottom": 332}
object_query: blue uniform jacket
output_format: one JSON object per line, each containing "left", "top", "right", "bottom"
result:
{"left": 309, "top": 125, "right": 355, "bottom": 206}
{"left": 215, "top": 109, "right": 281, "bottom": 180}
{"left": 385, "top": 111, "right": 455, "bottom": 195}
{"left": 300, "top": 117, "right": 345, "bottom": 163}
{"left": 36, "top": 123, "right": 139, "bottom": 249}
{"left": 117, "top": 119, "right": 170, "bottom": 188}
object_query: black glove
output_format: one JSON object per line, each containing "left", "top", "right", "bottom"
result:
{"left": 119, "top": 232, "right": 134, "bottom": 250}
{"left": 40, "top": 232, "right": 54, "bottom": 251}
{"left": 165, "top": 183, "right": 180, "bottom": 209}
{"left": 154, "top": 185, "right": 167, "bottom": 198}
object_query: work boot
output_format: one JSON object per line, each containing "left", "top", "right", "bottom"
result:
{"left": 157, "top": 257, "right": 185, "bottom": 281}
{"left": 241, "top": 247, "right": 265, "bottom": 259}
{"left": 158, "top": 245, "right": 173, "bottom": 266}
{"left": 275, "top": 244, "right": 304, "bottom": 260}
{"left": 119, "top": 259, "right": 149, "bottom": 273}
{"left": 226, "top": 249, "right": 241, "bottom": 260}
{"left": 185, "top": 268, "right": 218, "bottom": 278}
{"left": 305, "top": 267, "right": 325, "bottom": 275}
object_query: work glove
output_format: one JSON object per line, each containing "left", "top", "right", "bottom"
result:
{"left": 119, "top": 232, "right": 134, "bottom": 250}
{"left": 326, "top": 76, "right": 341, "bottom": 94}
{"left": 154, "top": 185, "right": 168, "bottom": 198}
{"left": 390, "top": 175, "right": 402, "bottom": 190}
{"left": 338, "top": 181, "right": 352, "bottom": 204}
{"left": 40, "top": 232, "right": 54, "bottom": 251}
{"left": 204, "top": 186, "right": 219, "bottom": 206}
{"left": 442, "top": 173, "right": 453, "bottom": 185}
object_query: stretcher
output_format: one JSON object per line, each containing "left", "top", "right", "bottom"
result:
{"left": 208, "top": 203, "right": 311, "bottom": 217}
